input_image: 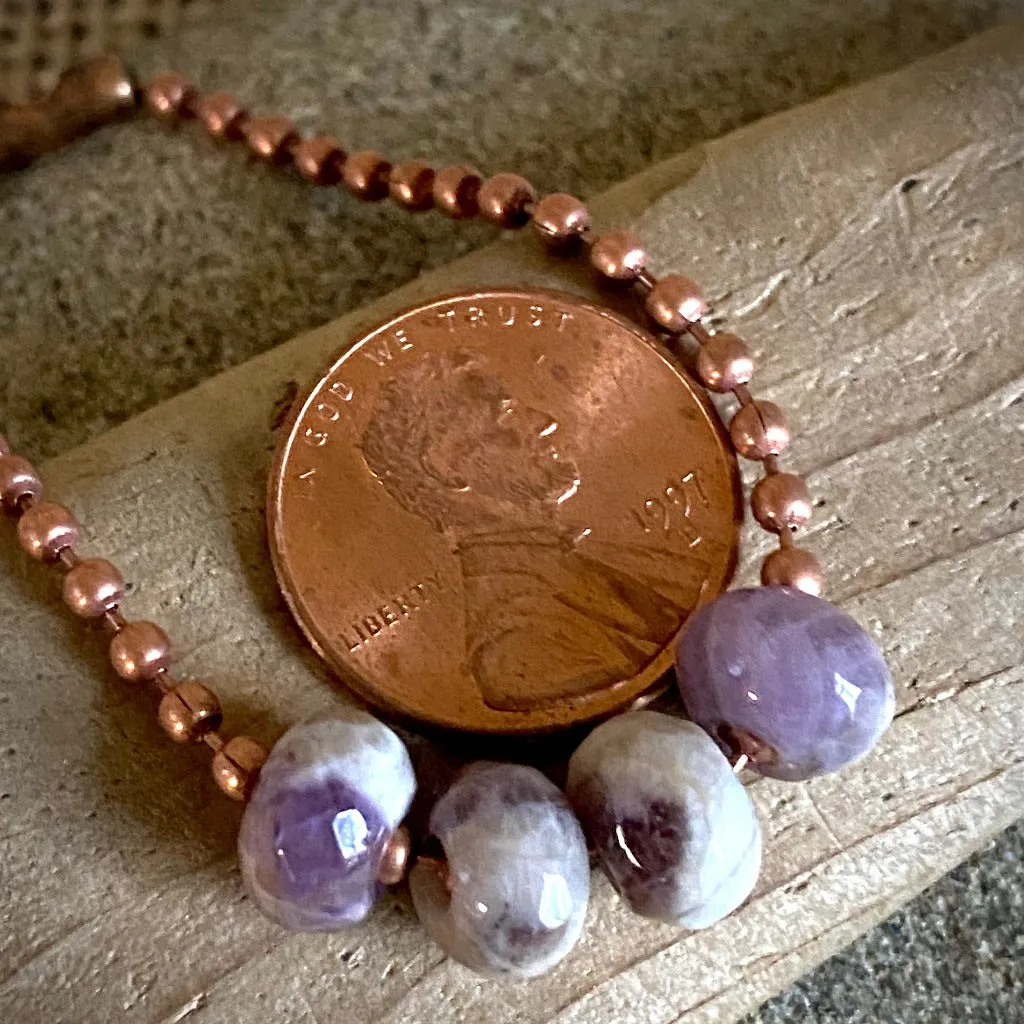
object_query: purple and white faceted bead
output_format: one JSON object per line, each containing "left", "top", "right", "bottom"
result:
{"left": 568, "top": 711, "right": 761, "bottom": 928}
{"left": 238, "top": 709, "right": 415, "bottom": 931}
{"left": 677, "top": 586, "right": 895, "bottom": 781}
{"left": 409, "top": 762, "right": 590, "bottom": 979}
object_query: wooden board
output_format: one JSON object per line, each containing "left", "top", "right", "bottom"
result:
{"left": 1, "top": 22, "right": 1023, "bottom": 1024}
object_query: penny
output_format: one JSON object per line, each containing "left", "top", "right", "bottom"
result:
{"left": 268, "top": 289, "right": 741, "bottom": 733}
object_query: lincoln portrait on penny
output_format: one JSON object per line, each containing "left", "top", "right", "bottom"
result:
{"left": 359, "top": 348, "right": 711, "bottom": 712}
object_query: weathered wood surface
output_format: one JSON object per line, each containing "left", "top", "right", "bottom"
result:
{"left": 2, "top": 23, "right": 1023, "bottom": 1024}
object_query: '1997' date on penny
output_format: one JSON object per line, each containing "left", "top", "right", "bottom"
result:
{"left": 631, "top": 471, "right": 710, "bottom": 545}
{"left": 340, "top": 574, "right": 443, "bottom": 652}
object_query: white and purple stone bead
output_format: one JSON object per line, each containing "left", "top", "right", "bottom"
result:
{"left": 238, "top": 710, "right": 415, "bottom": 931}
{"left": 567, "top": 711, "right": 761, "bottom": 928}
{"left": 677, "top": 586, "right": 895, "bottom": 781}
{"left": 409, "top": 762, "right": 590, "bottom": 979}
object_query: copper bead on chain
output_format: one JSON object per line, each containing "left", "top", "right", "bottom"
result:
{"left": 158, "top": 681, "right": 223, "bottom": 743}
{"left": 0, "top": 456, "right": 43, "bottom": 511}
{"left": 389, "top": 160, "right": 436, "bottom": 211}
{"left": 761, "top": 545, "right": 824, "bottom": 595}
{"left": 195, "top": 92, "right": 248, "bottom": 140}
{"left": 590, "top": 230, "right": 647, "bottom": 281}
{"left": 751, "top": 472, "right": 813, "bottom": 532}
{"left": 109, "top": 620, "right": 173, "bottom": 682}
{"left": 243, "top": 115, "right": 299, "bottom": 163}
{"left": 144, "top": 73, "right": 195, "bottom": 119}
{"left": 729, "top": 400, "right": 791, "bottom": 460}
{"left": 63, "top": 557, "right": 125, "bottom": 618}
{"left": 532, "top": 193, "right": 589, "bottom": 246}
{"left": 293, "top": 135, "right": 346, "bottom": 185}
{"left": 433, "top": 165, "right": 482, "bottom": 218}
{"left": 17, "top": 501, "right": 79, "bottom": 561}
{"left": 646, "top": 274, "right": 707, "bottom": 332}
{"left": 696, "top": 333, "right": 754, "bottom": 393}
{"left": 212, "top": 735, "right": 269, "bottom": 801}
{"left": 343, "top": 150, "right": 392, "bottom": 201}
{"left": 477, "top": 172, "right": 537, "bottom": 227}
{"left": 377, "top": 825, "right": 413, "bottom": 886}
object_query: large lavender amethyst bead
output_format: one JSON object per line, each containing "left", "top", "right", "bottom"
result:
{"left": 238, "top": 711, "right": 415, "bottom": 931}
{"left": 409, "top": 763, "right": 590, "bottom": 979}
{"left": 567, "top": 712, "right": 761, "bottom": 928}
{"left": 677, "top": 586, "right": 895, "bottom": 781}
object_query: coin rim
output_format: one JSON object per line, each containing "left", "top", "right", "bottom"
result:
{"left": 267, "top": 287, "right": 743, "bottom": 733}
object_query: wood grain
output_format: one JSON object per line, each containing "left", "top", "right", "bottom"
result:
{"left": 1, "top": 23, "right": 1023, "bottom": 1024}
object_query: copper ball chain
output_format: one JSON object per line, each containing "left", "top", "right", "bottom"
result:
{"left": 1, "top": 56, "right": 820, "bottom": 810}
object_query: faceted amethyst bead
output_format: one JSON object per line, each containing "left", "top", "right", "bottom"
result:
{"left": 409, "top": 763, "right": 590, "bottom": 979}
{"left": 567, "top": 711, "right": 761, "bottom": 928}
{"left": 676, "top": 587, "right": 895, "bottom": 781}
{"left": 238, "top": 711, "right": 415, "bottom": 931}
